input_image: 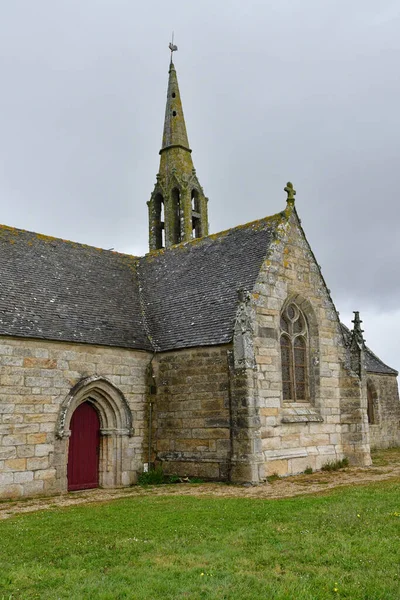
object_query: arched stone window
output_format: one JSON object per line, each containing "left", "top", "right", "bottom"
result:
{"left": 367, "top": 380, "right": 378, "bottom": 424}
{"left": 280, "top": 303, "right": 309, "bottom": 402}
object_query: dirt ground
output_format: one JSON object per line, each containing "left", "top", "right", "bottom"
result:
{"left": 1, "top": 448, "right": 399, "bottom": 520}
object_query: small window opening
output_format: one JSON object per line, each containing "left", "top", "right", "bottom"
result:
{"left": 172, "top": 92, "right": 176, "bottom": 98}
{"left": 154, "top": 193, "right": 165, "bottom": 249}
{"left": 367, "top": 382, "right": 376, "bottom": 424}
{"left": 191, "top": 189, "right": 202, "bottom": 238}
{"left": 171, "top": 188, "right": 181, "bottom": 244}
{"left": 172, "top": 110, "right": 177, "bottom": 117}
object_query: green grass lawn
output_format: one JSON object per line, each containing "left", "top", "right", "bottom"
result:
{"left": 0, "top": 482, "right": 399, "bottom": 599}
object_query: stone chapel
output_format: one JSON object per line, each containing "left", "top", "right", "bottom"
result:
{"left": 0, "top": 57, "right": 399, "bottom": 498}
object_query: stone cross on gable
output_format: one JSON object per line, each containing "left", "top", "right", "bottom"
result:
{"left": 284, "top": 181, "right": 296, "bottom": 204}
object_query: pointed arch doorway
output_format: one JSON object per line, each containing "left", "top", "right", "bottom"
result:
{"left": 67, "top": 401, "right": 100, "bottom": 491}
{"left": 56, "top": 376, "right": 135, "bottom": 492}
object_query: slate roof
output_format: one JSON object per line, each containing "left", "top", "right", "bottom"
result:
{"left": 0, "top": 219, "right": 397, "bottom": 378}
{"left": 0, "top": 216, "right": 280, "bottom": 352}
{"left": 139, "top": 215, "right": 281, "bottom": 351}
{"left": 0, "top": 225, "right": 151, "bottom": 350}
{"left": 340, "top": 324, "right": 397, "bottom": 375}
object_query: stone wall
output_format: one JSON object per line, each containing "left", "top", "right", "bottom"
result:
{"left": 152, "top": 346, "right": 231, "bottom": 480}
{"left": 0, "top": 336, "right": 149, "bottom": 498}
{"left": 338, "top": 362, "right": 370, "bottom": 465}
{"left": 367, "top": 373, "right": 400, "bottom": 449}
{"left": 246, "top": 208, "right": 370, "bottom": 476}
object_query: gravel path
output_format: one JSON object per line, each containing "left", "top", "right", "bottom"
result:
{"left": 1, "top": 449, "right": 399, "bottom": 520}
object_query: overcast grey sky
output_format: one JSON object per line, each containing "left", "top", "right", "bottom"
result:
{"left": 0, "top": 0, "right": 399, "bottom": 368}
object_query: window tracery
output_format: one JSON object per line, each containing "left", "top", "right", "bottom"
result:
{"left": 280, "top": 303, "right": 309, "bottom": 402}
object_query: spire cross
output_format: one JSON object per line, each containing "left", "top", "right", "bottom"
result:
{"left": 168, "top": 32, "right": 178, "bottom": 62}
{"left": 284, "top": 182, "right": 296, "bottom": 204}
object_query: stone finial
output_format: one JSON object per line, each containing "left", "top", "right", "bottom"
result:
{"left": 351, "top": 311, "right": 365, "bottom": 347}
{"left": 284, "top": 182, "right": 296, "bottom": 205}
{"left": 350, "top": 311, "right": 365, "bottom": 377}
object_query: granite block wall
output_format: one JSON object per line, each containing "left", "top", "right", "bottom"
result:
{"left": 368, "top": 373, "right": 400, "bottom": 449}
{"left": 246, "top": 209, "right": 371, "bottom": 476}
{"left": 0, "top": 336, "right": 149, "bottom": 498}
{"left": 152, "top": 346, "right": 231, "bottom": 480}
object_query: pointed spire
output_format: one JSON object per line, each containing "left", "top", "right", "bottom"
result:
{"left": 160, "top": 61, "right": 191, "bottom": 154}
{"left": 147, "top": 52, "right": 209, "bottom": 251}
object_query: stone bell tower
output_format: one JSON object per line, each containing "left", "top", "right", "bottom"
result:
{"left": 147, "top": 50, "right": 209, "bottom": 250}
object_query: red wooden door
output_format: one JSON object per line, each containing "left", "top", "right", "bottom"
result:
{"left": 67, "top": 401, "right": 100, "bottom": 491}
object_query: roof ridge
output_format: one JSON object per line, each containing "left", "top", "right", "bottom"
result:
{"left": 145, "top": 210, "right": 286, "bottom": 258}
{"left": 0, "top": 223, "right": 139, "bottom": 258}
{"left": 364, "top": 343, "right": 398, "bottom": 375}
{"left": 0, "top": 223, "right": 150, "bottom": 350}
{"left": 340, "top": 322, "right": 397, "bottom": 375}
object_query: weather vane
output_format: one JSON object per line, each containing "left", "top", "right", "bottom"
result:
{"left": 169, "top": 32, "right": 178, "bottom": 61}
